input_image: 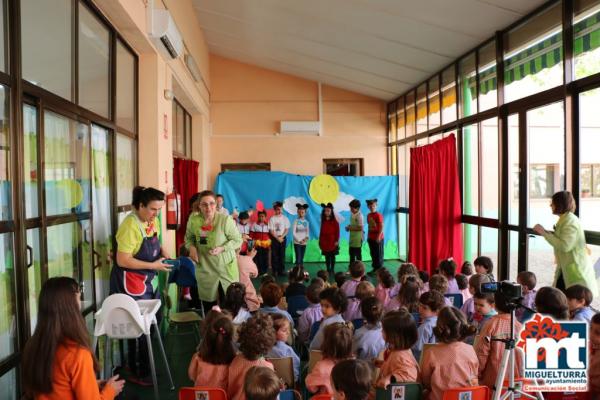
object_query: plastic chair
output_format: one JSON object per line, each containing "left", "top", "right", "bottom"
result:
{"left": 163, "top": 289, "right": 202, "bottom": 357}
{"left": 442, "top": 386, "right": 490, "bottom": 400}
{"left": 352, "top": 318, "right": 365, "bottom": 329}
{"left": 267, "top": 356, "right": 295, "bottom": 388}
{"left": 311, "top": 394, "right": 333, "bottom": 400}
{"left": 308, "top": 320, "right": 321, "bottom": 341}
{"left": 280, "top": 389, "right": 301, "bottom": 400}
{"left": 287, "top": 295, "right": 309, "bottom": 320}
{"left": 444, "top": 294, "right": 464, "bottom": 309}
{"left": 93, "top": 294, "right": 174, "bottom": 400}
{"left": 308, "top": 350, "right": 323, "bottom": 373}
{"left": 411, "top": 312, "right": 421, "bottom": 325}
{"left": 375, "top": 382, "right": 422, "bottom": 400}
{"left": 179, "top": 386, "right": 228, "bottom": 400}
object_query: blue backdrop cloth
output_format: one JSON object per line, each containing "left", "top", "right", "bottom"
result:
{"left": 214, "top": 171, "right": 399, "bottom": 263}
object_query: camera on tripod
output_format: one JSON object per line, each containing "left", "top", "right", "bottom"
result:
{"left": 481, "top": 280, "right": 522, "bottom": 303}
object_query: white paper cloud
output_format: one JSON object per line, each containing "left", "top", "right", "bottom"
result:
{"left": 333, "top": 191, "right": 354, "bottom": 213}
{"left": 283, "top": 196, "right": 308, "bottom": 215}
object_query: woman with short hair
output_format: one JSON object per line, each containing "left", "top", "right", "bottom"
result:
{"left": 533, "top": 190, "right": 598, "bottom": 297}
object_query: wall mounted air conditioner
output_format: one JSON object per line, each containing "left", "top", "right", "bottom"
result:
{"left": 280, "top": 121, "right": 320, "bottom": 135}
{"left": 148, "top": 9, "right": 183, "bottom": 60}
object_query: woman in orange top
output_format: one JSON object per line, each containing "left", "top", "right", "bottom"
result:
{"left": 22, "top": 277, "right": 125, "bottom": 400}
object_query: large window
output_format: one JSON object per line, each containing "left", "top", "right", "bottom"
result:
{"left": 387, "top": 0, "right": 600, "bottom": 293}
{"left": 1, "top": 0, "right": 139, "bottom": 394}
{"left": 173, "top": 99, "right": 192, "bottom": 158}
{"left": 21, "top": 0, "right": 72, "bottom": 100}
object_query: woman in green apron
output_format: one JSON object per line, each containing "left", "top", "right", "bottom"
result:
{"left": 185, "top": 190, "right": 242, "bottom": 310}
{"left": 533, "top": 190, "right": 598, "bottom": 297}
{"left": 110, "top": 186, "right": 171, "bottom": 385}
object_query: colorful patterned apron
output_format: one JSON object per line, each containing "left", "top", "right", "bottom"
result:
{"left": 110, "top": 216, "right": 161, "bottom": 299}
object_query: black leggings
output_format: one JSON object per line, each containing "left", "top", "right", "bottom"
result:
{"left": 324, "top": 253, "right": 336, "bottom": 272}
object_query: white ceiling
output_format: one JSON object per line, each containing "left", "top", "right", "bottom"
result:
{"left": 192, "top": 0, "right": 547, "bottom": 100}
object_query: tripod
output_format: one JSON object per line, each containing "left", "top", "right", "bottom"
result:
{"left": 491, "top": 301, "right": 543, "bottom": 400}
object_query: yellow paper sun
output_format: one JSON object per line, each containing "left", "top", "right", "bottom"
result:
{"left": 309, "top": 174, "right": 339, "bottom": 205}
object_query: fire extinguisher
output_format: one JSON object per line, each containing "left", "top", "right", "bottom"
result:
{"left": 166, "top": 190, "right": 181, "bottom": 230}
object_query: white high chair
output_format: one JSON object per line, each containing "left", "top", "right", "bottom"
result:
{"left": 93, "top": 293, "right": 174, "bottom": 400}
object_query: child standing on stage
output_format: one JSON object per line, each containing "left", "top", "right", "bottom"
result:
{"left": 250, "top": 211, "right": 271, "bottom": 275}
{"left": 268, "top": 201, "right": 290, "bottom": 277}
{"left": 346, "top": 199, "right": 364, "bottom": 263}
{"left": 237, "top": 211, "right": 252, "bottom": 255}
{"left": 319, "top": 203, "right": 340, "bottom": 273}
{"left": 292, "top": 203, "right": 309, "bottom": 267}
{"left": 366, "top": 199, "right": 384, "bottom": 273}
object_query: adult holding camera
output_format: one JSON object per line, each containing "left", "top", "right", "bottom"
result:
{"left": 185, "top": 190, "right": 242, "bottom": 308}
{"left": 110, "top": 186, "right": 172, "bottom": 385}
{"left": 533, "top": 190, "right": 598, "bottom": 297}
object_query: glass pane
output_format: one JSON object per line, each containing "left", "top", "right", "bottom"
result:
{"left": 0, "top": 0, "right": 6, "bottom": 73}
{"left": 503, "top": 3, "right": 563, "bottom": 103}
{"left": 80, "top": 219, "right": 93, "bottom": 309}
{"left": 462, "top": 123, "right": 479, "bottom": 216}
{"left": 587, "top": 243, "right": 600, "bottom": 309}
{"left": 388, "top": 102, "right": 397, "bottom": 143}
{"left": 416, "top": 84, "right": 428, "bottom": 134}
{"left": 508, "top": 114, "right": 519, "bottom": 225}
{"left": 396, "top": 98, "right": 405, "bottom": 141}
{"left": 509, "top": 230, "right": 519, "bottom": 280}
{"left": 47, "top": 222, "right": 79, "bottom": 279}
{"left": 390, "top": 145, "right": 397, "bottom": 175}
{"left": 116, "top": 41, "right": 135, "bottom": 132}
{"left": 480, "top": 227, "right": 499, "bottom": 280}
{"left": 479, "top": 41, "right": 497, "bottom": 111}
{"left": 463, "top": 224, "right": 479, "bottom": 264}
{"left": 27, "top": 228, "right": 42, "bottom": 333}
{"left": 579, "top": 88, "right": 600, "bottom": 231}
{"left": 0, "top": 86, "right": 10, "bottom": 221}
{"left": 78, "top": 3, "right": 110, "bottom": 118}
{"left": 406, "top": 142, "right": 415, "bottom": 207}
{"left": 118, "top": 210, "right": 129, "bottom": 225}
{"left": 0, "top": 233, "right": 15, "bottom": 362}
{"left": 574, "top": 0, "right": 600, "bottom": 80}
{"left": 44, "top": 111, "right": 90, "bottom": 216}
{"left": 416, "top": 136, "right": 428, "bottom": 147}
{"left": 171, "top": 101, "right": 177, "bottom": 153}
{"left": 527, "top": 234, "right": 556, "bottom": 289}
{"left": 21, "top": 0, "right": 72, "bottom": 100}
{"left": 92, "top": 125, "right": 113, "bottom": 304}
{"left": 399, "top": 145, "right": 407, "bottom": 207}
{"left": 442, "top": 66, "right": 457, "bottom": 124}
{"left": 186, "top": 114, "right": 192, "bottom": 157}
{"left": 481, "top": 118, "right": 499, "bottom": 219}
{"left": 527, "top": 102, "right": 565, "bottom": 228}
{"left": 428, "top": 77, "right": 440, "bottom": 130}
{"left": 0, "top": 369, "right": 17, "bottom": 400}
{"left": 459, "top": 53, "right": 477, "bottom": 117}
{"left": 405, "top": 91, "right": 416, "bottom": 137}
{"left": 23, "top": 104, "right": 39, "bottom": 218}
{"left": 399, "top": 213, "right": 408, "bottom": 260}
{"left": 116, "top": 134, "right": 135, "bottom": 206}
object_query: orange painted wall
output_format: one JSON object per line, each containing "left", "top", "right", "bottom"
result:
{"left": 209, "top": 55, "right": 387, "bottom": 185}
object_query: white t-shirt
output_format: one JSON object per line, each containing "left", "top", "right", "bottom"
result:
{"left": 237, "top": 222, "right": 250, "bottom": 236}
{"left": 268, "top": 214, "right": 290, "bottom": 237}
{"left": 292, "top": 218, "right": 310, "bottom": 244}
{"left": 217, "top": 207, "right": 229, "bottom": 216}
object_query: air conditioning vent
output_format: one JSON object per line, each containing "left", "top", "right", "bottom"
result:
{"left": 280, "top": 121, "right": 320, "bottom": 135}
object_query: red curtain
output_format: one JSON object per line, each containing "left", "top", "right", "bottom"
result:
{"left": 173, "top": 157, "right": 199, "bottom": 251}
{"left": 408, "top": 135, "right": 463, "bottom": 275}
